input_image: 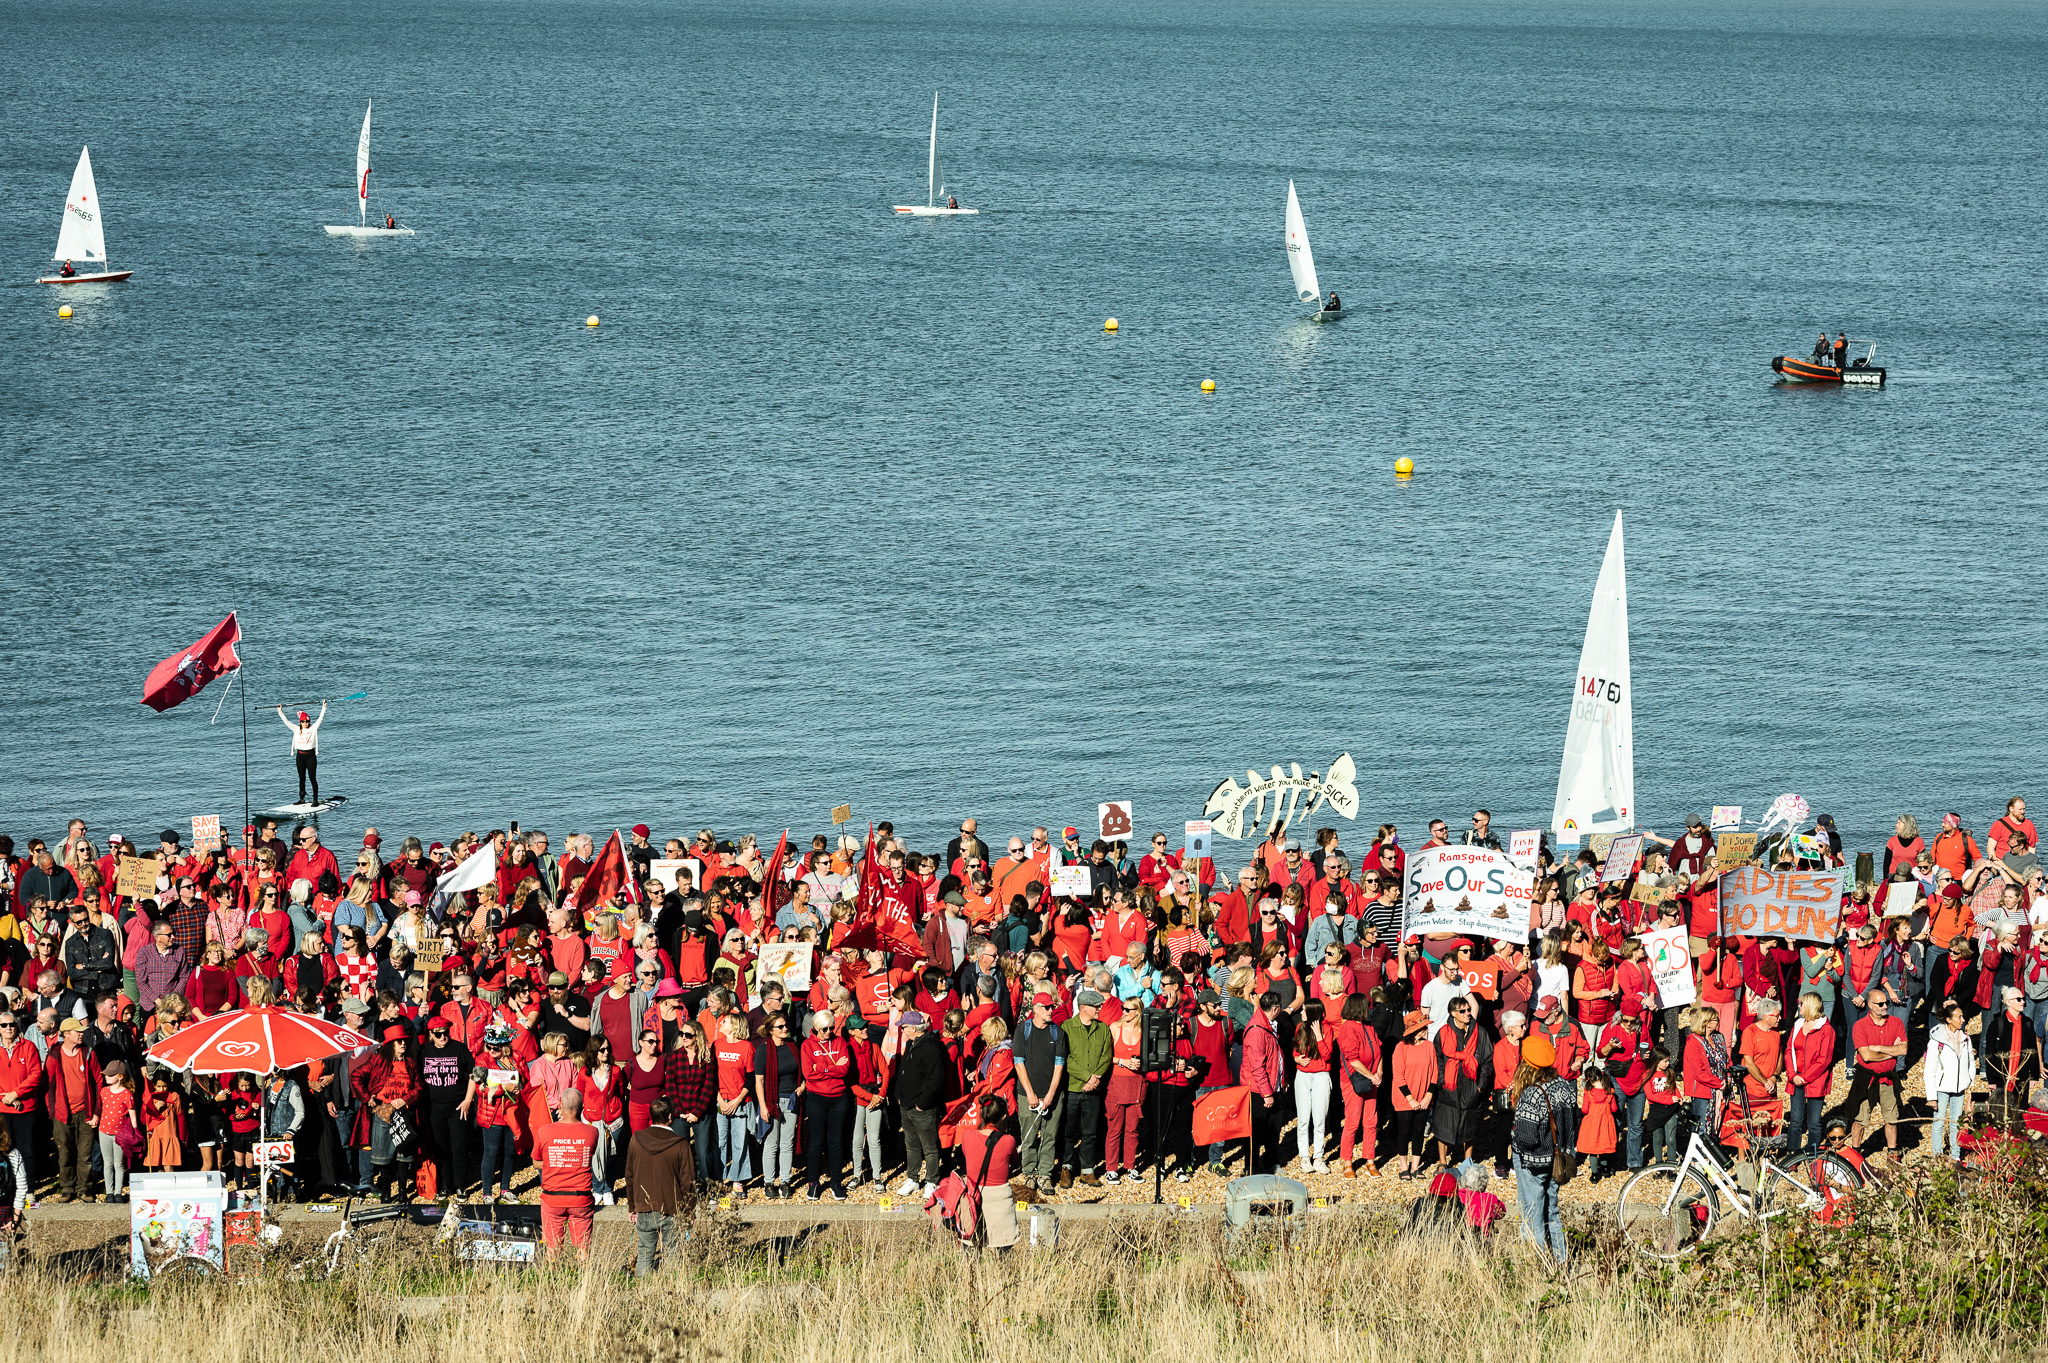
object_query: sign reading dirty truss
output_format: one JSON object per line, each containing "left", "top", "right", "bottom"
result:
{"left": 1203, "top": 753, "right": 1359, "bottom": 840}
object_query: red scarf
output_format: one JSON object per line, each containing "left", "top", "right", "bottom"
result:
{"left": 1438, "top": 1021, "right": 1482, "bottom": 1084}
{"left": 2008, "top": 1011, "right": 2024, "bottom": 1090}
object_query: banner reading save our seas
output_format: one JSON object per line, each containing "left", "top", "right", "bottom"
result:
{"left": 1402, "top": 846, "right": 1535, "bottom": 943}
{"left": 1717, "top": 866, "right": 1846, "bottom": 943}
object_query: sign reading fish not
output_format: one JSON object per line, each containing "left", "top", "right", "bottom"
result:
{"left": 1203, "top": 753, "right": 1359, "bottom": 840}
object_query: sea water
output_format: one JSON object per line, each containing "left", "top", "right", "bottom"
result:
{"left": 3, "top": 0, "right": 2045, "bottom": 857}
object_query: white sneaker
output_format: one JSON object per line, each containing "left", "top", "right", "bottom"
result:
{"left": 1102, "top": 1170, "right": 1120, "bottom": 1184}
{"left": 895, "top": 1178, "right": 919, "bottom": 1197}
{"left": 1312, "top": 1160, "right": 1330, "bottom": 1175}
{"left": 920, "top": 1182, "right": 938, "bottom": 1198}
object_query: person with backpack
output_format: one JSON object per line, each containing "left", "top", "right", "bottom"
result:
{"left": 953, "top": 1094, "right": 1018, "bottom": 1251}
{"left": 1509, "top": 1032, "right": 1578, "bottom": 1266}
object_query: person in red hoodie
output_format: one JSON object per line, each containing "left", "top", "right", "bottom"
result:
{"left": 1240, "top": 991, "right": 1285, "bottom": 1175}
{"left": 0, "top": 1013, "right": 44, "bottom": 1190}
{"left": 799, "top": 1010, "right": 852, "bottom": 1201}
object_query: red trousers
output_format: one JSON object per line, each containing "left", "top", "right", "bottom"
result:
{"left": 1339, "top": 1084, "right": 1376, "bottom": 1164}
{"left": 1104, "top": 1097, "right": 1144, "bottom": 1173}
{"left": 541, "top": 1193, "right": 595, "bottom": 1255}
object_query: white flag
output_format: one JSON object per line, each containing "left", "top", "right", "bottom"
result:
{"left": 428, "top": 843, "right": 496, "bottom": 918}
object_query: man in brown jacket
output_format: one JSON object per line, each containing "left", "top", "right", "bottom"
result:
{"left": 625, "top": 1097, "right": 696, "bottom": 1275}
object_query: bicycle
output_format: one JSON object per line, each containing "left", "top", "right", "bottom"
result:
{"left": 1616, "top": 1084, "right": 1860, "bottom": 1258}
{"left": 315, "top": 1195, "right": 411, "bottom": 1276}
{"left": 436, "top": 1201, "right": 540, "bottom": 1266}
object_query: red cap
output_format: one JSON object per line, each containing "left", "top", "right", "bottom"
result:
{"left": 363, "top": 832, "right": 381, "bottom": 849}
{"left": 632, "top": 824, "right": 650, "bottom": 838}
{"left": 382, "top": 1025, "right": 409, "bottom": 1042}
{"left": 243, "top": 825, "right": 257, "bottom": 836}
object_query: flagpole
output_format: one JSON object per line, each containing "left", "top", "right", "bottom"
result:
{"left": 240, "top": 666, "right": 250, "bottom": 844}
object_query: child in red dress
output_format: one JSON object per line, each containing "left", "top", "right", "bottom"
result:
{"left": 1578, "top": 1070, "right": 1619, "bottom": 1182}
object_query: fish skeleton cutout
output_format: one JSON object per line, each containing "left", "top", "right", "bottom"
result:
{"left": 1204, "top": 754, "right": 1360, "bottom": 841}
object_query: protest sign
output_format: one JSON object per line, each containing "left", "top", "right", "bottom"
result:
{"left": 1507, "top": 830, "right": 1542, "bottom": 868}
{"left": 1050, "top": 864, "right": 1091, "bottom": 898}
{"left": 1459, "top": 963, "right": 1500, "bottom": 999}
{"left": 1883, "top": 882, "right": 1918, "bottom": 918}
{"left": 1184, "top": 820, "right": 1212, "bottom": 863}
{"left": 1402, "top": 846, "right": 1534, "bottom": 943}
{"left": 1202, "top": 754, "right": 1359, "bottom": 840}
{"left": 1098, "top": 801, "right": 1134, "bottom": 842}
{"left": 649, "top": 859, "right": 699, "bottom": 893}
{"left": 1640, "top": 925, "right": 1696, "bottom": 1007}
{"left": 1600, "top": 833, "right": 1644, "bottom": 884}
{"left": 1630, "top": 881, "right": 1675, "bottom": 907}
{"left": 756, "top": 942, "right": 814, "bottom": 993}
{"left": 1717, "top": 866, "right": 1846, "bottom": 943}
{"left": 1588, "top": 833, "right": 1615, "bottom": 861}
{"left": 1714, "top": 832, "right": 1757, "bottom": 873}
{"left": 191, "top": 815, "right": 221, "bottom": 854}
{"left": 116, "top": 856, "right": 159, "bottom": 899}
{"left": 1710, "top": 807, "right": 1743, "bottom": 833}
{"left": 831, "top": 804, "right": 852, "bottom": 826}
{"left": 254, "top": 1139, "right": 295, "bottom": 1166}
{"left": 415, "top": 941, "right": 447, "bottom": 972}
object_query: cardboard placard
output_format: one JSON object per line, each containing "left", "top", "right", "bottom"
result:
{"left": 1184, "top": 820, "right": 1212, "bottom": 863}
{"left": 1717, "top": 867, "right": 1846, "bottom": 943}
{"left": 190, "top": 815, "right": 221, "bottom": 854}
{"left": 1507, "top": 830, "right": 1542, "bottom": 868}
{"left": 1630, "top": 882, "right": 1675, "bottom": 906}
{"left": 1587, "top": 833, "right": 1615, "bottom": 861}
{"left": 1710, "top": 806, "right": 1743, "bottom": 833}
{"left": 756, "top": 942, "right": 814, "bottom": 993}
{"left": 1050, "top": 864, "right": 1092, "bottom": 898}
{"left": 415, "top": 941, "right": 447, "bottom": 972}
{"left": 1883, "top": 882, "right": 1919, "bottom": 918}
{"left": 831, "top": 804, "right": 852, "bottom": 826}
{"left": 1600, "top": 834, "right": 1644, "bottom": 884}
{"left": 116, "top": 856, "right": 160, "bottom": 899}
{"left": 1714, "top": 832, "right": 1757, "bottom": 873}
{"left": 1459, "top": 964, "right": 1500, "bottom": 999}
{"left": 1097, "top": 801, "right": 1134, "bottom": 842}
{"left": 1641, "top": 925, "right": 1696, "bottom": 1007}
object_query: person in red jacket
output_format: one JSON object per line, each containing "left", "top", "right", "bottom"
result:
{"left": 0, "top": 1014, "right": 44, "bottom": 1189}
{"left": 283, "top": 827, "right": 341, "bottom": 898}
{"left": 799, "top": 1012, "right": 852, "bottom": 1201}
{"left": 46, "top": 1019, "right": 102, "bottom": 1201}
{"left": 1333, "top": 994, "right": 1383, "bottom": 1177}
{"left": 533, "top": 1087, "right": 599, "bottom": 1257}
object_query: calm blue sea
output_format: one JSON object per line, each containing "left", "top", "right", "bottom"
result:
{"left": 4, "top": 0, "right": 2046, "bottom": 860}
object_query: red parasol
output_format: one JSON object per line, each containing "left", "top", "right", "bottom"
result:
{"left": 146, "top": 1006, "right": 375, "bottom": 1075}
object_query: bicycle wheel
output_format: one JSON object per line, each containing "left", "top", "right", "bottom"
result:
{"left": 151, "top": 1255, "right": 224, "bottom": 1288}
{"left": 1805, "top": 1152, "right": 1862, "bottom": 1195}
{"left": 1616, "top": 1163, "right": 1717, "bottom": 1258}
{"left": 224, "top": 1241, "right": 271, "bottom": 1280}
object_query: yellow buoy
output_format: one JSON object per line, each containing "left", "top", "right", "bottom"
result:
{"left": 1394, "top": 457, "right": 1415, "bottom": 476}
{"left": 585, "top": 315, "right": 600, "bottom": 328}
{"left": 1103, "top": 318, "right": 1118, "bottom": 332}
{"left": 1200, "top": 379, "right": 1216, "bottom": 393}
{"left": 58, "top": 305, "right": 72, "bottom": 319}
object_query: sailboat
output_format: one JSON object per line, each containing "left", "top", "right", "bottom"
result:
{"left": 323, "top": 101, "right": 414, "bottom": 237}
{"left": 1285, "top": 181, "right": 1340, "bottom": 320}
{"left": 893, "top": 95, "right": 977, "bottom": 216}
{"left": 1550, "top": 510, "right": 1634, "bottom": 846}
{"left": 36, "top": 147, "right": 132, "bottom": 285}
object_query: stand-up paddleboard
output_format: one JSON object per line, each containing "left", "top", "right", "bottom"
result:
{"left": 270, "top": 795, "right": 349, "bottom": 816}
{"left": 323, "top": 102, "right": 415, "bottom": 237}
{"left": 893, "top": 94, "right": 979, "bottom": 216}
{"left": 36, "top": 147, "right": 134, "bottom": 284}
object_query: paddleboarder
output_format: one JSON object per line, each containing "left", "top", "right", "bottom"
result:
{"left": 278, "top": 701, "right": 328, "bottom": 806}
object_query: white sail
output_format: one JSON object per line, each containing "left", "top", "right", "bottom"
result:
{"left": 355, "top": 101, "right": 373, "bottom": 226}
{"left": 927, "top": 95, "right": 940, "bottom": 208}
{"left": 1550, "top": 510, "right": 1635, "bottom": 842}
{"left": 1284, "top": 180, "right": 1320, "bottom": 305}
{"left": 52, "top": 147, "right": 108, "bottom": 264}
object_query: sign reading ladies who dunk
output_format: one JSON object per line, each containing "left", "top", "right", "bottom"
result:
{"left": 1717, "top": 866, "right": 1846, "bottom": 944}
{"left": 1402, "top": 846, "right": 1534, "bottom": 942}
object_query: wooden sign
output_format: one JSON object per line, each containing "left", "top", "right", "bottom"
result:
{"left": 415, "top": 941, "right": 447, "bottom": 972}
{"left": 1714, "top": 832, "right": 1757, "bottom": 873}
{"left": 1097, "top": 801, "right": 1134, "bottom": 842}
{"left": 831, "top": 804, "right": 852, "bottom": 826}
{"left": 115, "top": 856, "right": 160, "bottom": 899}
{"left": 190, "top": 815, "right": 222, "bottom": 854}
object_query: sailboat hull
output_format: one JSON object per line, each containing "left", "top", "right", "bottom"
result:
{"left": 324, "top": 225, "right": 416, "bottom": 237}
{"left": 893, "top": 205, "right": 978, "bottom": 216}
{"left": 37, "top": 270, "right": 132, "bottom": 284}
{"left": 1310, "top": 306, "right": 1344, "bottom": 322}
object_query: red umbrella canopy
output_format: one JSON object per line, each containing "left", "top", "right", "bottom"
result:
{"left": 146, "top": 1006, "right": 376, "bottom": 1075}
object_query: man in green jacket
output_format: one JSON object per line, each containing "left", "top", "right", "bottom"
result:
{"left": 1059, "top": 989, "right": 1112, "bottom": 1187}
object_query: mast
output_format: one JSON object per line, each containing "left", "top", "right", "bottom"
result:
{"left": 928, "top": 94, "right": 939, "bottom": 208}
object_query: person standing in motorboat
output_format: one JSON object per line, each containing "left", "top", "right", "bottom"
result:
{"left": 278, "top": 701, "right": 328, "bottom": 805}
{"left": 1810, "top": 333, "right": 1832, "bottom": 366}
{"left": 1834, "top": 332, "right": 1849, "bottom": 369}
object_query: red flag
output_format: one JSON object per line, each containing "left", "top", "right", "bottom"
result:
{"left": 878, "top": 888, "right": 922, "bottom": 958}
{"left": 759, "top": 829, "right": 790, "bottom": 932}
{"left": 1190, "top": 1085, "right": 1253, "bottom": 1146}
{"left": 838, "top": 825, "right": 883, "bottom": 952}
{"left": 572, "top": 830, "right": 627, "bottom": 913}
{"left": 141, "top": 612, "right": 243, "bottom": 713}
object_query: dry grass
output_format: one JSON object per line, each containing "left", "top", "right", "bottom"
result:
{"left": 0, "top": 1207, "right": 2037, "bottom": 1363}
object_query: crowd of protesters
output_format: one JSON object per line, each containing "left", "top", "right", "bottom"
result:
{"left": 0, "top": 797, "right": 2043, "bottom": 1266}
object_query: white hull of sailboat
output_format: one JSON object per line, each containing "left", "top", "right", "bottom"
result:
{"left": 1310, "top": 306, "right": 1344, "bottom": 321}
{"left": 323, "top": 225, "right": 416, "bottom": 236}
{"left": 38, "top": 270, "right": 132, "bottom": 284}
{"left": 893, "top": 205, "right": 978, "bottom": 216}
